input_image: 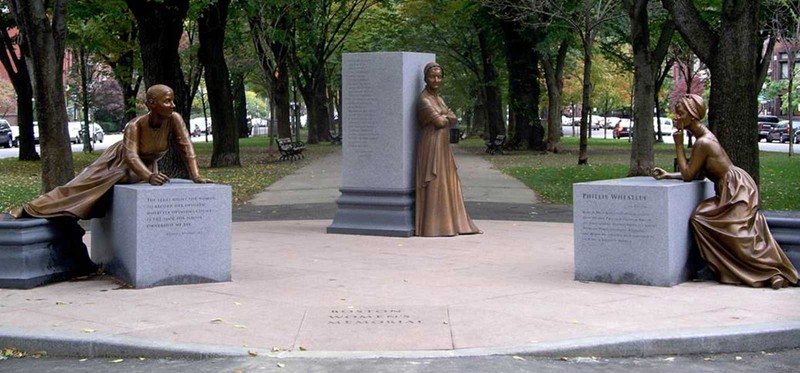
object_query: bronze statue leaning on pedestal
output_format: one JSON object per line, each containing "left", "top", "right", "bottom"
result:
{"left": 415, "top": 62, "right": 480, "bottom": 237}
{"left": 11, "top": 84, "right": 210, "bottom": 220}
{"left": 652, "top": 94, "right": 797, "bottom": 289}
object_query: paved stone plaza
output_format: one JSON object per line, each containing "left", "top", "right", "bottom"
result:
{"left": 0, "top": 148, "right": 798, "bottom": 358}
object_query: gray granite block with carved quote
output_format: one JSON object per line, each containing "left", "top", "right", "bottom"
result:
{"left": 327, "top": 52, "right": 435, "bottom": 237}
{"left": 91, "top": 179, "right": 231, "bottom": 288}
{"left": 573, "top": 177, "right": 715, "bottom": 287}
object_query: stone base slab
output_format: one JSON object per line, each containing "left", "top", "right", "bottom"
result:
{"left": 0, "top": 216, "right": 95, "bottom": 289}
{"left": 327, "top": 188, "right": 415, "bottom": 237}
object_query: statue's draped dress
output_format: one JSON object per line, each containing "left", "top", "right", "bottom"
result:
{"left": 11, "top": 112, "right": 198, "bottom": 220}
{"left": 415, "top": 89, "right": 480, "bottom": 237}
{"left": 692, "top": 166, "right": 798, "bottom": 286}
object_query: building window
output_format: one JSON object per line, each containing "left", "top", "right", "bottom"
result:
{"left": 781, "top": 62, "right": 789, "bottom": 79}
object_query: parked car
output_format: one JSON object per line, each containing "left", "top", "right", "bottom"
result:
{"left": 653, "top": 117, "right": 674, "bottom": 136}
{"left": 614, "top": 123, "right": 631, "bottom": 138}
{"left": 11, "top": 123, "right": 40, "bottom": 147}
{"left": 68, "top": 121, "right": 105, "bottom": 143}
{"left": 67, "top": 121, "right": 83, "bottom": 143}
{"left": 766, "top": 120, "right": 800, "bottom": 143}
{"left": 79, "top": 122, "right": 105, "bottom": 143}
{"left": 0, "top": 120, "right": 11, "bottom": 148}
{"left": 757, "top": 115, "right": 780, "bottom": 140}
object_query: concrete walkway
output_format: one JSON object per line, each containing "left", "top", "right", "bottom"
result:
{"left": 1, "top": 146, "right": 798, "bottom": 359}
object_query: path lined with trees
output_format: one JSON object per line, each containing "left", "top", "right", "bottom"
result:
{"left": 2, "top": 0, "right": 796, "bottom": 193}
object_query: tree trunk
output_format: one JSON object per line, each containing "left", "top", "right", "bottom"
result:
{"left": 300, "top": 69, "right": 331, "bottom": 144}
{"left": 274, "top": 76, "right": 291, "bottom": 138}
{"left": 542, "top": 40, "right": 569, "bottom": 154}
{"left": 501, "top": 20, "right": 543, "bottom": 151}
{"left": 198, "top": 0, "right": 240, "bottom": 168}
{"left": 126, "top": 0, "right": 191, "bottom": 178}
{"left": 544, "top": 70, "right": 563, "bottom": 153}
{"left": 79, "top": 47, "right": 93, "bottom": 152}
{"left": 0, "top": 25, "right": 38, "bottom": 160}
{"left": 627, "top": 0, "right": 657, "bottom": 176}
{"left": 478, "top": 28, "right": 504, "bottom": 142}
{"left": 578, "top": 38, "right": 593, "bottom": 165}
{"left": 16, "top": 84, "right": 37, "bottom": 160}
{"left": 232, "top": 72, "right": 249, "bottom": 139}
{"left": 10, "top": 0, "right": 73, "bottom": 191}
{"left": 662, "top": 0, "right": 763, "bottom": 184}
{"left": 248, "top": 15, "right": 292, "bottom": 139}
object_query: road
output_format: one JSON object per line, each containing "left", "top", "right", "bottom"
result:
{"left": 0, "top": 129, "right": 796, "bottom": 160}
{"left": 0, "top": 348, "right": 798, "bottom": 373}
{"left": 560, "top": 125, "right": 797, "bottom": 153}
{"left": 0, "top": 134, "right": 214, "bottom": 160}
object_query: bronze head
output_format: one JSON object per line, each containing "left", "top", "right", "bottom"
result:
{"left": 145, "top": 84, "right": 174, "bottom": 110}
{"left": 424, "top": 62, "right": 443, "bottom": 79}
{"left": 677, "top": 94, "right": 706, "bottom": 121}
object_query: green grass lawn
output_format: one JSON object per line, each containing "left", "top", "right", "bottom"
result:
{"left": 458, "top": 137, "right": 800, "bottom": 211}
{"left": 0, "top": 136, "right": 337, "bottom": 213}
{"left": 2, "top": 135, "right": 796, "bottom": 213}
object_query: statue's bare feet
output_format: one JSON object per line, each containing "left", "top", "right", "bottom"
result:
{"left": 770, "top": 275, "right": 785, "bottom": 290}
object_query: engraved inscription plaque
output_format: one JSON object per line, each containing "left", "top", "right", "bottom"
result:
{"left": 573, "top": 177, "right": 714, "bottom": 286}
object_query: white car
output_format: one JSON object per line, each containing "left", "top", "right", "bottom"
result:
{"left": 10, "top": 123, "right": 39, "bottom": 147}
{"left": 68, "top": 121, "right": 105, "bottom": 143}
{"left": 68, "top": 121, "right": 83, "bottom": 143}
{"left": 80, "top": 122, "right": 105, "bottom": 143}
{"left": 653, "top": 117, "right": 674, "bottom": 136}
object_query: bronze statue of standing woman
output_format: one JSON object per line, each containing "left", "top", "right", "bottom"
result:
{"left": 12, "top": 84, "right": 210, "bottom": 220}
{"left": 415, "top": 62, "right": 480, "bottom": 237}
{"left": 652, "top": 94, "right": 797, "bottom": 289}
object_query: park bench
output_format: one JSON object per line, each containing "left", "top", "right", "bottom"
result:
{"left": 485, "top": 134, "right": 506, "bottom": 155}
{"left": 329, "top": 130, "right": 342, "bottom": 145}
{"left": 276, "top": 137, "right": 306, "bottom": 161}
{"left": 764, "top": 212, "right": 800, "bottom": 270}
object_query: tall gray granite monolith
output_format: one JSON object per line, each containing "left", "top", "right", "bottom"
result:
{"left": 327, "top": 52, "right": 435, "bottom": 237}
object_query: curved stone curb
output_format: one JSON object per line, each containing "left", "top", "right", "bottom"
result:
{"left": 0, "top": 326, "right": 251, "bottom": 359}
{"left": 2, "top": 321, "right": 798, "bottom": 359}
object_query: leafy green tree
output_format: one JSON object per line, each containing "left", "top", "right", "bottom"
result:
{"left": 0, "top": 6, "right": 37, "bottom": 160}
{"left": 198, "top": 0, "right": 240, "bottom": 167}
{"left": 245, "top": 0, "right": 294, "bottom": 139}
{"left": 401, "top": 0, "right": 505, "bottom": 140}
{"left": 125, "top": 0, "right": 193, "bottom": 178}
{"left": 622, "top": 0, "right": 674, "bottom": 175}
{"left": 502, "top": 0, "right": 623, "bottom": 165}
{"left": 290, "top": 0, "right": 378, "bottom": 144}
{"left": 8, "top": 0, "right": 74, "bottom": 191}
{"left": 661, "top": 0, "right": 777, "bottom": 184}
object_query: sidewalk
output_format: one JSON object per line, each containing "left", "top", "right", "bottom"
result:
{"left": 1, "top": 147, "right": 798, "bottom": 359}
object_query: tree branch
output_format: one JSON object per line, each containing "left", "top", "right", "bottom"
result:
{"left": 660, "top": 0, "right": 716, "bottom": 64}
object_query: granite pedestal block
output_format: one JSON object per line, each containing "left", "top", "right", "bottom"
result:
{"left": 573, "top": 177, "right": 715, "bottom": 286}
{"left": 328, "top": 52, "right": 435, "bottom": 237}
{"left": 0, "top": 216, "right": 95, "bottom": 289}
{"left": 91, "top": 180, "right": 231, "bottom": 288}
